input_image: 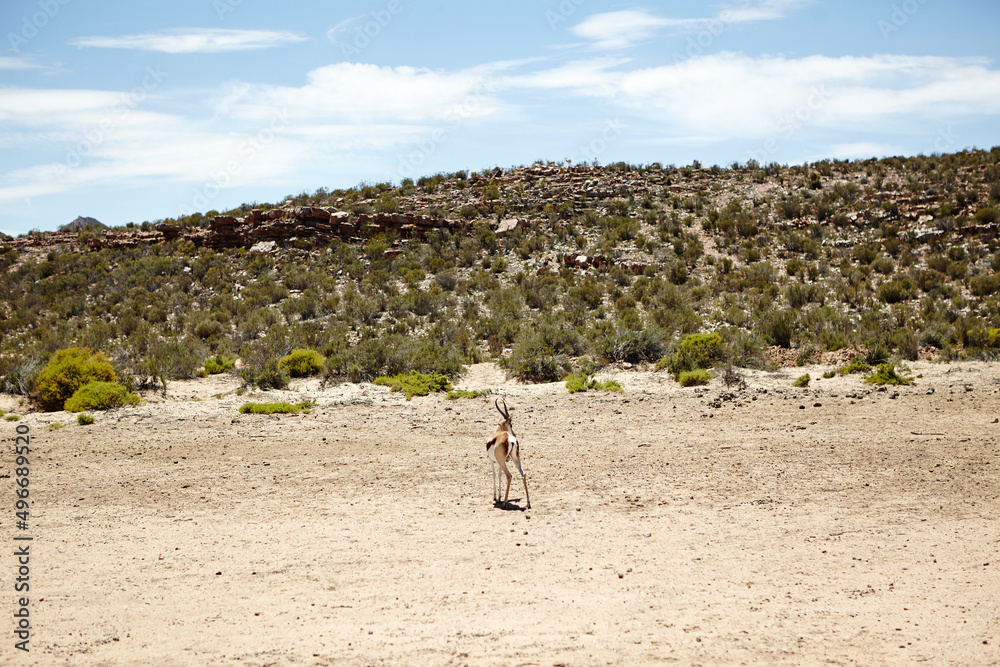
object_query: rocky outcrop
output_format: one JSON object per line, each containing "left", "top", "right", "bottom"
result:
{"left": 60, "top": 216, "right": 105, "bottom": 232}
{"left": 1, "top": 208, "right": 466, "bottom": 253}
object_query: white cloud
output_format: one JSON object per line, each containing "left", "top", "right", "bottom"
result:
{"left": 3, "top": 51, "right": 999, "bottom": 215}
{"left": 570, "top": 1, "right": 815, "bottom": 49}
{"left": 70, "top": 29, "right": 306, "bottom": 54}
{"left": 215, "top": 62, "right": 506, "bottom": 124}
{"left": 535, "top": 53, "right": 1000, "bottom": 137}
{"left": 0, "top": 56, "right": 43, "bottom": 70}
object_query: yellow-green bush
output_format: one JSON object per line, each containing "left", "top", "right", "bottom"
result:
{"left": 659, "top": 332, "right": 724, "bottom": 379}
{"left": 677, "top": 369, "right": 713, "bottom": 386}
{"left": 374, "top": 371, "right": 452, "bottom": 399}
{"left": 64, "top": 381, "right": 140, "bottom": 412}
{"left": 34, "top": 348, "right": 116, "bottom": 412}
{"left": 278, "top": 349, "right": 325, "bottom": 377}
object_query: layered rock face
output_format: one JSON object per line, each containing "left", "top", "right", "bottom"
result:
{"left": 3, "top": 208, "right": 464, "bottom": 252}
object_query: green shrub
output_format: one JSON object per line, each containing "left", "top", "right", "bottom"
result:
{"left": 660, "top": 332, "right": 723, "bottom": 378}
{"left": 876, "top": 278, "right": 917, "bottom": 304}
{"left": 677, "top": 369, "right": 713, "bottom": 387}
{"left": 596, "top": 329, "right": 666, "bottom": 364}
{"left": 239, "top": 401, "right": 315, "bottom": 414}
{"left": 970, "top": 274, "right": 1000, "bottom": 297}
{"left": 759, "top": 310, "right": 796, "bottom": 348}
{"left": 64, "top": 381, "right": 140, "bottom": 412}
{"left": 446, "top": 389, "right": 489, "bottom": 400}
{"left": 974, "top": 206, "right": 1000, "bottom": 224}
{"left": 822, "top": 370, "right": 836, "bottom": 379}
{"left": 374, "top": 371, "right": 452, "bottom": 399}
{"left": 564, "top": 372, "right": 623, "bottom": 394}
{"left": 864, "top": 363, "right": 914, "bottom": 386}
{"left": 34, "top": 347, "right": 116, "bottom": 412}
{"left": 47, "top": 422, "right": 65, "bottom": 431}
{"left": 792, "top": 373, "right": 810, "bottom": 388}
{"left": 839, "top": 358, "right": 872, "bottom": 375}
{"left": 239, "top": 358, "right": 290, "bottom": 390}
{"left": 503, "top": 322, "right": 583, "bottom": 383}
{"left": 203, "top": 355, "right": 235, "bottom": 375}
{"left": 989, "top": 328, "right": 1000, "bottom": 348}
{"left": 278, "top": 349, "right": 326, "bottom": 377}
{"left": 77, "top": 414, "right": 95, "bottom": 426}
{"left": 4, "top": 414, "right": 19, "bottom": 422}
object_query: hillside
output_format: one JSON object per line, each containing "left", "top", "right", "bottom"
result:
{"left": 2, "top": 149, "right": 1000, "bottom": 400}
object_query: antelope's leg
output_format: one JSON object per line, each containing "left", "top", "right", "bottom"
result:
{"left": 513, "top": 457, "right": 530, "bottom": 509}
{"left": 497, "top": 457, "right": 513, "bottom": 506}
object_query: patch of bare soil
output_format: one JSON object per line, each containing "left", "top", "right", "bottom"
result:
{"left": 5, "top": 361, "right": 1000, "bottom": 666}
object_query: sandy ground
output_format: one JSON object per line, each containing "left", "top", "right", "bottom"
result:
{"left": 2, "top": 360, "right": 999, "bottom": 666}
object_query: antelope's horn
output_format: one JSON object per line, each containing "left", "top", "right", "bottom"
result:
{"left": 496, "top": 398, "right": 510, "bottom": 421}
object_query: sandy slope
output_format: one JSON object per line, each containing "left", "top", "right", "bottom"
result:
{"left": 2, "top": 361, "right": 999, "bottom": 666}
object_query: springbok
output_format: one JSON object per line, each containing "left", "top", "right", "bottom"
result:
{"left": 486, "top": 398, "right": 531, "bottom": 509}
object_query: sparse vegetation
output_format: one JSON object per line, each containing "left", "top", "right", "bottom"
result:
{"left": 34, "top": 348, "right": 116, "bottom": 412}
{"left": 202, "top": 355, "right": 235, "bottom": 375}
{"left": 374, "top": 371, "right": 452, "bottom": 399}
{"left": 1, "top": 150, "right": 999, "bottom": 402}
{"left": 864, "top": 363, "right": 914, "bottom": 386}
{"left": 839, "top": 358, "right": 872, "bottom": 375}
{"left": 238, "top": 400, "right": 316, "bottom": 414}
{"left": 564, "top": 372, "right": 623, "bottom": 394}
{"left": 446, "top": 389, "right": 489, "bottom": 400}
{"left": 278, "top": 349, "right": 325, "bottom": 378}
{"left": 677, "top": 369, "right": 713, "bottom": 387}
{"left": 77, "top": 414, "right": 95, "bottom": 425}
{"left": 64, "top": 381, "right": 140, "bottom": 412}
{"left": 793, "top": 373, "right": 811, "bottom": 388}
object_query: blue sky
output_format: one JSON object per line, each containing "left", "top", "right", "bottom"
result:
{"left": 1, "top": 0, "right": 998, "bottom": 235}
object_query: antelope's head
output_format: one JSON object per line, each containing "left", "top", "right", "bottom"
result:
{"left": 495, "top": 398, "right": 515, "bottom": 437}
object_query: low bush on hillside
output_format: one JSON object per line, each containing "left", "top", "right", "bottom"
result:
{"left": 838, "top": 358, "right": 872, "bottom": 375}
{"left": 202, "top": 355, "right": 235, "bottom": 375}
{"left": 64, "top": 381, "right": 140, "bottom": 412}
{"left": 278, "top": 349, "right": 325, "bottom": 377}
{"left": 677, "top": 369, "right": 713, "bottom": 387}
{"left": 864, "top": 363, "right": 914, "bottom": 386}
{"left": 564, "top": 372, "right": 623, "bottom": 394}
{"left": 34, "top": 348, "right": 116, "bottom": 411}
{"left": 238, "top": 400, "right": 315, "bottom": 414}
{"left": 374, "top": 371, "right": 452, "bottom": 399}
{"left": 446, "top": 389, "right": 489, "bottom": 400}
{"left": 659, "top": 332, "right": 723, "bottom": 379}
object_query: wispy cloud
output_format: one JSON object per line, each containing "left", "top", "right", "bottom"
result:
{"left": 0, "top": 56, "right": 44, "bottom": 70}
{"left": 571, "top": 1, "right": 815, "bottom": 49}
{"left": 529, "top": 53, "right": 1000, "bottom": 137}
{"left": 70, "top": 28, "right": 306, "bottom": 54}
{"left": 215, "top": 62, "right": 507, "bottom": 123}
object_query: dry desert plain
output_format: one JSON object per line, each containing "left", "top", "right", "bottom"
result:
{"left": 1, "top": 360, "right": 999, "bottom": 666}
